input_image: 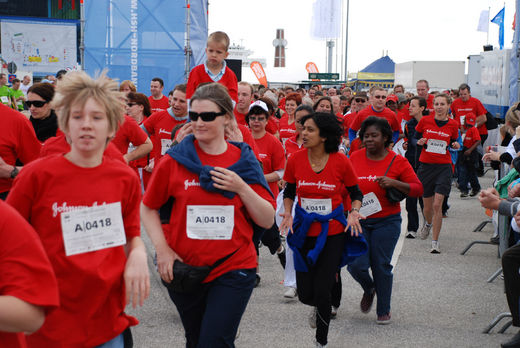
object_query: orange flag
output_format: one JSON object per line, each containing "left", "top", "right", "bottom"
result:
{"left": 306, "top": 62, "right": 319, "bottom": 81}
{"left": 250, "top": 61, "right": 268, "bottom": 87}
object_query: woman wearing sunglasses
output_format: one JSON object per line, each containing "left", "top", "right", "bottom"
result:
{"left": 141, "top": 83, "right": 275, "bottom": 347}
{"left": 7, "top": 71, "right": 150, "bottom": 347}
{"left": 27, "top": 83, "right": 59, "bottom": 142}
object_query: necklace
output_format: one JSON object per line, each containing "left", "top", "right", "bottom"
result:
{"left": 309, "top": 154, "right": 329, "bottom": 168}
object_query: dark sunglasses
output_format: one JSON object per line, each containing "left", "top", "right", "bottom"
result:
{"left": 249, "top": 116, "right": 266, "bottom": 122}
{"left": 26, "top": 100, "right": 48, "bottom": 108}
{"left": 189, "top": 110, "right": 226, "bottom": 122}
{"left": 374, "top": 95, "right": 387, "bottom": 99}
{"left": 127, "top": 102, "right": 137, "bottom": 107}
{"left": 354, "top": 98, "right": 366, "bottom": 103}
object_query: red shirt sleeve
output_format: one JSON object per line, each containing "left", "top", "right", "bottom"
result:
{"left": 143, "top": 156, "right": 174, "bottom": 209}
{"left": 271, "top": 138, "right": 286, "bottom": 171}
{"left": 341, "top": 154, "right": 359, "bottom": 187}
{"left": 283, "top": 155, "right": 296, "bottom": 184}
{"left": 394, "top": 155, "right": 423, "bottom": 197}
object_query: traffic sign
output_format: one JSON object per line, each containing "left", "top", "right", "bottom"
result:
{"left": 308, "top": 73, "right": 340, "bottom": 80}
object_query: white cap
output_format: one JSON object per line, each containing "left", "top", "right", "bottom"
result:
{"left": 248, "top": 100, "right": 269, "bottom": 113}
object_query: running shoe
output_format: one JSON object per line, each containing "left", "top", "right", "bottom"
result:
{"left": 360, "top": 289, "right": 375, "bottom": 313}
{"left": 430, "top": 240, "right": 441, "bottom": 254}
{"left": 331, "top": 306, "right": 338, "bottom": 319}
{"left": 470, "top": 189, "right": 480, "bottom": 197}
{"left": 316, "top": 342, "right": 327, "bottom": 348}
{"left": 309, "top": 307, "right": 317, "bottom": 328}
{"left": 418, "top": 223, "right": 432, "bottom": 240}
{"left": 460, "top": 192, "right": 468, "bottom": 198}
{"left": 406, "top": 231, "right": 417, "bottom": 239}
{"left": 376, "top": 313, "right": 392, "bottom": 325}
{"left": 283, "top": 287, "right": 297, "bottom": 299}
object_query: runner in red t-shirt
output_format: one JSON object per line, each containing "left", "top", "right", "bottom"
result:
{"left": 415, "top": 93, "right": 460, "bottom": 253}
{"left": 111, "top": 114, "right": 152, "bottom": 163}
{"left": 457, "top": 112, "right": 481, "bottom": 197}
{"left": 279, "top": 92, "right": 302, "bottom": 145}
{"left": 7, "top": 71, "right": 149, "bottom": 347}
{"left": 348, "top": 116, "right": 422, "bottom": 324}
{"left": 416, "top": 79, "right": 435, "bottom": 113}
{"left": 234, "top": 81, "right": 254, "bottom": 126}
{"left": 279, "top": 112, "right": 364, "bottom": 347}
{"left": 0, "top": 104, "right": 41, "bottom": 199}
{"left": 0, "top": 200, "right": 59, "bottom": 348}
{"left": 451, "top": 83, "right": 488, "bottom": 140}
{"left": 148, "top": 77, "right": 170, "bottom": 113}
{"left": 141, "top": 83, "right": 274, "bottom": 348}
{"left": 186, "top": 32, "right": 238, "bottom": 103}
{"left": 348, "top": 88, "right": 400, "bottom": 143}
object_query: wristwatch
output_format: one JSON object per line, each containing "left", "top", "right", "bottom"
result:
{"left": 350, "top": 207, "right": 360, "bottom": 213}
{"left": 10, "top": 166, "right": 19, "bottom": 179}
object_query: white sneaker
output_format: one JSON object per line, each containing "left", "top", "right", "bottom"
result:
{"left": 419, "top": 223, "right": 432, "bottom": 240}
{"left": 316, "top": 341, "right": 327, "bottom": 348}
{"left": 284, "top": 287, "right": 297, "bottom": 298}
{"left": 430, "top": 240, "right": 441, "bottom": 254}
{"left": 406, "top": 231, "right": 417, "bottom": 239}
{"left": 309, "top": 307, "right": 317, "bottom": 328}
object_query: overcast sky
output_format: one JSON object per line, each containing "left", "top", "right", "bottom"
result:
{"left": 208, "top": 0, "right": 517, "bottom": 84}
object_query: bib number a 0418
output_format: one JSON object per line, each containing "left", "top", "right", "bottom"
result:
{"left": 186, "top": 205, "right": 234, "bottom": 240}
{"left": 301, "top": 197, "right": 332, "bottom": 215}
{"left": 426, "top": 138, "right": 447, "bottom": 155}
{"left": 60, "top": 202, "right": 126, "bottom": 256}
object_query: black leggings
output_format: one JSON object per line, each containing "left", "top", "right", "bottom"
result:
{"left": 296, "top": 233, "right": 345, "bottom": 346}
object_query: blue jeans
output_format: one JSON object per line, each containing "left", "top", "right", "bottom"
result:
{"left": 347, "top": 213, "right": 401, "bottom": 316}
{"left": 166, "top": 268, "right": 256, "bottom": 348}
{"left": 96, "top": 333, "right": 124, "bottom": 348}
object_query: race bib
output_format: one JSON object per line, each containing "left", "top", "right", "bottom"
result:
{"left": 16, "top": 100, "right": 23, "bottom": 109}
{"left": 0, "top": 96, "right": 8, "bottom": 104}
{"left": 359, "top": 192, "right": 382, "bottom": 217}
{"left": 301, "top": 197, "right": 332, "bottom": 215}
{"left": 161, "top": 139, "right": 173, "bottom": 155}
{"left": 459, "top": 115, "right": 466, "bottom": 125}
{"left": 426, "top": 139, "right": 447, "bottom": 155}
{"left": 60, "top": 202, "right": 126, "bottom": 256}
{"left": 186, "top": 205, "right": 234, "bottom": 240}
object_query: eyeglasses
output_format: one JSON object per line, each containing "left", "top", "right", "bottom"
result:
{"left": 127, "top": 103, "right": 137, "bottom": 107}
{"left": 249, "top": 116, "right": 266, "bottom": 122}
{"left": 374, "top": 95, "right": 387, "bottom": 100}
{"left": 26, "top": 100, "right": 48, "bottom": 108}
{"left": 188, "top": 110, "right": 226, "bottom": 122}
{"left": 354, "top": 98, "right": 366, "bottom": 103}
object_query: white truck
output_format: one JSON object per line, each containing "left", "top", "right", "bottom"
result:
{"left": 394, "top": 60, "right": 465, "bottom": 91}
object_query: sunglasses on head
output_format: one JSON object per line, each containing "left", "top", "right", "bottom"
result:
{"left": 188, "top": 110, "right": 226, "bottom": 122}
{"left": 374, "top": 95, "right": 387, "bottom": 99}
{"left": 26, "top": 100, "right": 48, "bottom": 108}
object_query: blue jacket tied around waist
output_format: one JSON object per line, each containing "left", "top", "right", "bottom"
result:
{"left": 287, "top": 203, "right": 368, "bottom": 272}
{"left": 166, "top": 134, "right": 272, "bottom": 198}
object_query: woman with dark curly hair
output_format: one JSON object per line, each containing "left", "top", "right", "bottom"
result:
{"left": 279, "top": 112, "right": 365, "bottom": 348}
{"left": 348, "top": 116, "right": 423, "bottom": 325}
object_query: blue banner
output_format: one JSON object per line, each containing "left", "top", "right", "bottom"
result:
{"left": 491, "top": 7, "right": 505, "bottom": 50}
{"left": 84, "top": 0, "right": 207, "bottom": 94}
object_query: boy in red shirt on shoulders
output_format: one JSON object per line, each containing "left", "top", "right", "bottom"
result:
{"left": 186, "top": 31, "right": 238, "bottom": 103}
{"left": 457, "top": 112, "right": 481, "bottom": 197}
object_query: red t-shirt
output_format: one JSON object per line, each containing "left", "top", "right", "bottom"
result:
{"left": 451, "top": 97, "right": 488, "bottom": 135}
{"left": 237, "top": 124, "right": 261, "bottom": 160}
{"left": 0, "top": 104, "right": 41, "bottom": 193}
{"left": 7, "top": 155, "right": 142, "bottom": 347}
{"left": 254, "top": 132, "right": 286, "bottom": 197}
{"left": 283, "top": 149, "right": 358, "bottom": 237}
{"left": 142, "top": 109, "right": 188, "bottom": 162}
{"left": 143, "top": 141, "right": 275, "bottom": 282}
{"left": 343, "top": 111, "right": 357, "bottom": 133}
{"left": 350, "top": 149, "right": 423, "bottom": 219}
{"left": 349, "top": 106, "right": 400, "bottom": 132}
{"left": 463, "top": 126, "right": 481, "bottom": 148}
{"left": 186, "top": 64, "right": 238, "bottom": 102}
{"left": 425, "top": 94, "right": 435, "bottom": 113}
{"left": 284, "top": 134, "right": 304, "bottom": 159}
{"left": 415, "top": 116, "right": 459, "bottom": 164}
{"left": 279, "top": 114, "right": 297, "bottom": 144}
{"left": 39, "top": 134, "right": 126, "bottom": 163}
{"left": 148, "top": 95, "right": 169, "bottom": 113}
{"left": 111, "top": 115, "right": 149, "bottom": 154}
{"left": 0, "top": 200, "right": 59, "bottom": 348}
{"left": 266, "top": 116, "right": 279, "bottom": 135}
{"left": 233, "top": 106, "right": 248, "bottom": 126}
